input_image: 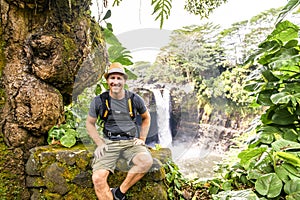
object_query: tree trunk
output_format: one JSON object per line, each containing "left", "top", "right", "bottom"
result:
{"left": 0, "top": 0, "right": 107, "bottom": 198}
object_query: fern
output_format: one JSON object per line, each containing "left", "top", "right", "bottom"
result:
{"left": 151, "top": 0, "right": 172, "bottom": 29}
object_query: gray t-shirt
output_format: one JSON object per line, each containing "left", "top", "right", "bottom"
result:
{"left": 88, "top": 91, "right": 147, "bottom": 135}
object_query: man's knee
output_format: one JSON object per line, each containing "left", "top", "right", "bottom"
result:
{"left": 134, "top": 152, "right": 153, "bottom": 171}
{"left": 92, "top": 170, "right": 109, "bottom": 187}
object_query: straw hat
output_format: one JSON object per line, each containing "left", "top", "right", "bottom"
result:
{"left": 104, "top": 62, "right": 128, "bottom": 80}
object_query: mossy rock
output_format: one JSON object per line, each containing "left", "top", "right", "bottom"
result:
{"left": 26, "top": 144, "right": 171, "bottom": 200}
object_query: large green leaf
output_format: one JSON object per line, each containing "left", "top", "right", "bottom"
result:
{"left": 258, "top": 40, "right": 282, "bottom": 54}
{"left": 103, "top": 28, "right": 121, "bottom": 46}
{"left": 271, "top": 92, "right": 293, "bottom": 104}
{"left": 247, "top": 168, "right": 266, "bottom": 180}
{"left": 60, "top": 134, "right": 77, "bottom": 148}
{"left": 260, "top": 109, "right": 274, "bottom": 125}
{"left": 270, "top": 54, "right": 300, "bottom": 73}
{"left": 272, "top": 139, "right": 300, "bottom": 152}
{"left": 282, "top": 128, "right": 299, "bottom": 142}
{"left": 257, "top": 41, "right": 282, "bottom": 65}
{"left": 255, "top": 173, "right": 283, "bottom": 198}
{"left": 282, "top": 162, "right": 300, "bottom": 178}
{"left": 257, "top": 90, "right": 276, "bottom": 106}
{"left": 257, "top": 125, "right": 281, "bottom": 135}
{"left": 261, "top": 70, "right": 280, "bottom": 82}
{"left": 47, "top": 127, "right": 65, "bottom": 144}
{"left": 244, "top": 82, "right": 262, "bottom": 92}
{"left": 274, "top": 164, "right": 291, "bottom": 183}
{"left": 285, "top": 82, "right": 300, "bottom": 94}
{"left": 284, "top": 39, "right": 299, "bottom": 48}
{"left": 286, "top": 192, "right": 300, "bottom": 200}
{"left": 256, "top": 125, "right": 280, "bottom": 143}
{"left": 125, "top": 68, "right": 138, "bottom": 80}
{"left": 65, "top": 128, "right": 78, "bottom": 137}
{"left": 284, "top": 179, "right": 300, "bottom": 194}
{"left": 212, "top": 189, "right": 260, "bottom": 200}
{"left": 276, "top": 152, "right": 300, "bottom": 167}
{"left": 267, "top": 21, "right": 300, "bottom": 43}
{"left": 258, "top": 132, "right": 274, "bottom": 144}
{"left": 271, "top": 107, "right": 297, "bottom": 125}
{"left": 238, "top": 147, "right": 267, "bottom": 169}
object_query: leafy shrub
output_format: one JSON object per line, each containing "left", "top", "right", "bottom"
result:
{"left": 212, "top": 20, "right": 300, "bottom": 200}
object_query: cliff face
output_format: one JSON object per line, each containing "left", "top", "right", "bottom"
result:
{"left": 0, "top": 0, "right": 107, "bottom": 197}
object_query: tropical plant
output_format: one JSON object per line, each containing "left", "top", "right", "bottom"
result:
{"left": 212, "top": 20, "right": 300, "bottom": 200}
{"left": 164, "top": 160, "right": 188, "bottom": 200}
{"left": 47, "top": 105, "right": 80, "bottom": 148}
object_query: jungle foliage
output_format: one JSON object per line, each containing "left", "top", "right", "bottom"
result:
{"left": 47, "top": 0, "right": 300, "bottom": 199}
{"left": 128, "top": 3, "right": 300, "bottom": 199}
{"left": 208, "top": 19, "right": 300, "bottom": 200}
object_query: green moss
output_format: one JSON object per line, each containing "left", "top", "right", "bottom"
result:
{"left": 33, "top": 177, "right": 45, "bottom": 187}
{"left": 0, "top": 132, "right": 23, "bottom": 199}
{"left": 126, "top": 181, "right": 168, "bottom": 200}
{"left": 33, "top": 146, "right": 56, "bottom": 172}
{"left": 64, "top": 184, "right": 96, "bottom": 200}
{"left": 90, "top": 20, "right": 106, "bottom": 47}
{"left": 63, "top": 163, "right": 80, "bottom": 181}
{"left": 43, "top": 191, "right": 62, "bottom": 200}
{"left": 59, "top": 33, "right": 77, "bottom": 63}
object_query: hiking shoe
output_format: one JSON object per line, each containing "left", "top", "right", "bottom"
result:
{"left": 111, "top": 187, "right": 126, "bottom": 200}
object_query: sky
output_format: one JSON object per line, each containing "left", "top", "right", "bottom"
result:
{"left": 91, "top": 0, "right": 288, "bottom": 63}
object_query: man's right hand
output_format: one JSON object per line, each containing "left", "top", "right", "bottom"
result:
{"left": 94, "top": 143, "right": 108, "bottom": 158}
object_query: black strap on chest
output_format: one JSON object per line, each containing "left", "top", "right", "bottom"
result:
{"left": 99, "top": 90, "right": 136, "bottom": 122}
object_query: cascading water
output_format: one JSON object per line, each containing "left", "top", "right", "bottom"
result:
{"left": 134, "top": 86, "right": 235, "bottom": 180}
{"left": 150, "top": 88, "right": 173, "bottom": 148}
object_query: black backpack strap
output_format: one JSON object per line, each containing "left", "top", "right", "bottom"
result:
{"left": 125, "top": 90, "right": 136, "bottom": 121}
{"left": 99, "top": 91, "right": 111, "bottom": 122}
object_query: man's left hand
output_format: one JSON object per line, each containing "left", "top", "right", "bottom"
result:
{"left": 134, "top": 138, "right": 145, "bottom": 145}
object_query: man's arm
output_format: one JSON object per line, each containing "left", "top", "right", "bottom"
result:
{"left": 138, "top": 110, "right": 151, "bottom": 142}
{"left": 86, "top": 115, "right": 105, "bottom": 146}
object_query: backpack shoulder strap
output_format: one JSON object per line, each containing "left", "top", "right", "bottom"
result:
{"left": 100, "top": 90, "right": 136, "bottom": 122}
{"left": 125, "top": 90, "right": 136, "bottom": 120}
{"left": 99, "top": 91, "right": 110, "bottom": 121}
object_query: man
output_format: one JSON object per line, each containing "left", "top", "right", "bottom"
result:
{"left": 86, "top": 62, "right": 153, "bottom": 200}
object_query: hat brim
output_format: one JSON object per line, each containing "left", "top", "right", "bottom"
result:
{"left": 104, "top": 70, "right": 128, "bottom": 79}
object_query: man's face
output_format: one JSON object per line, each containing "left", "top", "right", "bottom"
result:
{"left": 107, "top": 73, "right": 126, "bottom": 94}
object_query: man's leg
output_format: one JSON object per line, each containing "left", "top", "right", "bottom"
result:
{"left": 119, "top": 152, "right": 153, "bottom": 193}
{"left": 92, "top": 169, "right": 113, "bottom": 200}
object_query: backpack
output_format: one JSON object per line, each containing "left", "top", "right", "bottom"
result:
{"left": 98, "top": 90, "right": 136, "bottom": 122}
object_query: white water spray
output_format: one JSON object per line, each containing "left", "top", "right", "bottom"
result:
{"left": 151, "top": 88, "right": 172, "bottom": 147}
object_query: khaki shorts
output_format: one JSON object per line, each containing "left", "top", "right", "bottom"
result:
{"left": 92, "top": 139, "right": 151, "bottom": 173}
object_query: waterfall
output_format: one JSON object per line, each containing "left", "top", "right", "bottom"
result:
{"left": 151, "top": 88, "right": 172, "bottom": 147}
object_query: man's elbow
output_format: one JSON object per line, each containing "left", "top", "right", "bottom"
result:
{"left": 86, "top": 115, "right": 96, "bottom": 127}
{"left": 144, "top": 113, "right": 151, "bottom": 126}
